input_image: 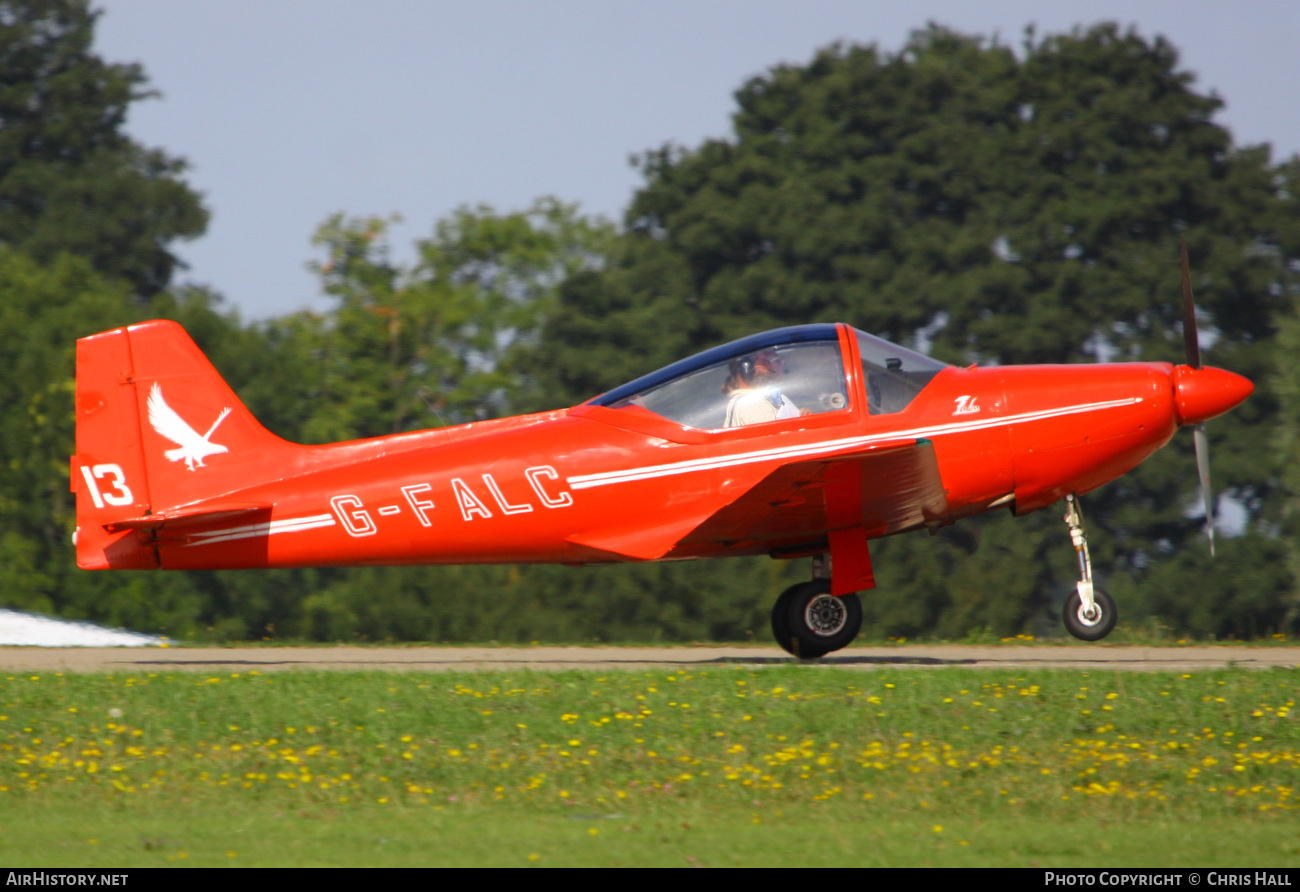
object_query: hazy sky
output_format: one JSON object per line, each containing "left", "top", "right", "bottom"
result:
{"left": 94, "top": 1, "right": 1300, "bottom": 320}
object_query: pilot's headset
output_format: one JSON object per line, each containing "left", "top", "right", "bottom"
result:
{"left": 730, "top": 355, "right": 757, "bottom": 383}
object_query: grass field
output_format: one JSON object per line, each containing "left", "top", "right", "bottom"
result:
{"left": 1, "top": 664, "right": 1296, "bottom": 867}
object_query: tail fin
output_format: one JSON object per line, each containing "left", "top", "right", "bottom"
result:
{"left": 72, "top": 320, "right": 298, "bottom": 569}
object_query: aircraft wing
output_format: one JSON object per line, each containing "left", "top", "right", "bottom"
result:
{"left": 675, "top": 438, "right": 947, "bottom": 551}
{"left": 566, "top": 438, "right": 947, "bottom": 560}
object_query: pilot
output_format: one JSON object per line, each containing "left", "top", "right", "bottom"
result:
{"left": 723, "top": 348, "right": 804, "bottom": 426}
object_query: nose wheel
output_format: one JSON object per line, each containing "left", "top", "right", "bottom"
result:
{"left": 1061, "top": 494, "right": 1117, "bottom": 641}
{"left": 1063, "top": 587, "right": 1117, "bottom": 641}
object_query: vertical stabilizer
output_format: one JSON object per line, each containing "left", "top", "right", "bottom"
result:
{"left": 72, "top": 320, "right": 299, "bottom": 569}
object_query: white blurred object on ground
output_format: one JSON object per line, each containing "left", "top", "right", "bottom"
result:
{"left": 0, "top": 610, "right": 165, "bottom": 647}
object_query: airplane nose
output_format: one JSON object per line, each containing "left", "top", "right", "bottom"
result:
{"left": 1173, "top": 365, "right": 1254, "bottom": 426}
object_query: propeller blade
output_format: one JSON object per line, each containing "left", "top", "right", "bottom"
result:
{"left": 1180, "top": 238, "right": 1202, "bottom": 369}
{"left": 1193, "top": 422, "right": 1216, "bottom": 557}
{"left": 1181, "top": 239, "right": 1219, "bottom": 555}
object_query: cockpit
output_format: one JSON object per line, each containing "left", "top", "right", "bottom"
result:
{"left": 586, "top": 324, "right": 948, "bottom": 430}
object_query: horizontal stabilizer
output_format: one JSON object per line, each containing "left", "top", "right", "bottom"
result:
{"left": 103, "top": 502, "right": 272, "bottom": 533}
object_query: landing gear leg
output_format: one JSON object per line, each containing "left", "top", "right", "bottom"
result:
{"left": 1061, "top": 494, "right": 1117, "bottom": 641}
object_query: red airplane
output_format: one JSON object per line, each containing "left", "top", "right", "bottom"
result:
{"left": 71, "top": 260, "right": 1252, "bottom": 657}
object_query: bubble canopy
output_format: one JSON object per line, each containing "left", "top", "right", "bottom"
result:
{"left": 586, "top": 324, "right": 948, "bottom": 429}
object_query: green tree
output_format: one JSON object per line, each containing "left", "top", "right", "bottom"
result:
{"left": 0, "top": 248, "right": 211, "bottom": 634}
{"left": 548, "top": 25, "right": 1285, "bottom": 376}
{"left": 0, "top": 1, "right": 224, "bottom": 634}
{"left": 296, "top": 199, "right": 613, "bottom": 441}
{"left": 0, "top": 250, "right": 129, "bottom": 597}
{"left": 0, "top": 0, "right": 207, "bottom": 297}
{"left": 1267, "top": 157, "right": 1300, "bottom": 632}
{"left": 5, "top": 200, "right": 613, "bottom": 641}
{"left": 531, "top": 24, "right": 1299, "bottom": 638}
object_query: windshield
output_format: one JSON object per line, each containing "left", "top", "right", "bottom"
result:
{"left": 589, "top": 324, "right": 848, "bottom": 430}
{"left": 855, "top": 329, "right": 948, "bottom": 414}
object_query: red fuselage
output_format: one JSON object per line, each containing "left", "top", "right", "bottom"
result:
{"left": 123, "top": 331, "right": 1246, "bottom": 575}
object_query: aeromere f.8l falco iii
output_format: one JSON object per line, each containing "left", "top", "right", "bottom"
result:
{"left": 72, "top": 256, "right": 1252, "bottom": 657}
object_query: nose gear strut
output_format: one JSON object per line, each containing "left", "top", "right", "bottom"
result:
{"left": 1061, "top": 494, "right": 1117, "bottom": 641}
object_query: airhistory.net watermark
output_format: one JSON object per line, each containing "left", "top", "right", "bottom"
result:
{"left": 5, "top": 874, "right": 127, "bottom": 886}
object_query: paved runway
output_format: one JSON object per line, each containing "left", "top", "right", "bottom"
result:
{"left": 1, "top": 644, "right": 1296, "bottom": 673}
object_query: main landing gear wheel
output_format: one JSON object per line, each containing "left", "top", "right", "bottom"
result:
{"left": 771, "top": 580, "right": 862, "bottom": 659}
{"left": 1063, "top": 588, "right": 1117, "bottom": 641}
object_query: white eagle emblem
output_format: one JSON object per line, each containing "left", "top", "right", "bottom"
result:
{"left": 147, "top": 383, "right": 232, "bottom": 470}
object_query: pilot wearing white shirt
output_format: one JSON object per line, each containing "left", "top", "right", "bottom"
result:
{"left": 724, "top": 349, "right": 804, "bottom": 426}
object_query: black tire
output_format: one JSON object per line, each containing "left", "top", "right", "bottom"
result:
{"left": 770, "top": 583, "right": 803, "bottom": 656}
{"left": 1062, "top": 588, "right": 1117, "bottom": 641}
{"left": 778, "top": 580, "right": 862, "bottom": 659}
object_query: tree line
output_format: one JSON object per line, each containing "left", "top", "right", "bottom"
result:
{"left": 3, "top": 1, "right": 1298, "bottom": 641}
